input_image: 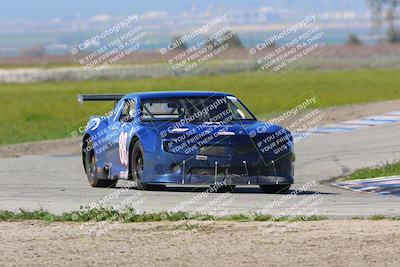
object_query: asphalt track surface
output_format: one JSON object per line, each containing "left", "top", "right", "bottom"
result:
{"left": 1, "top": 122, "right": 400, "bottom": 217}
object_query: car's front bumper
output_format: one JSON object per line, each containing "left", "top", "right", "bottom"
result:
{"left": 142, "top": 150, "right": 295, "bottom": 186}
{"left": 149, "top": 173, "right": 293, "bottom": 185}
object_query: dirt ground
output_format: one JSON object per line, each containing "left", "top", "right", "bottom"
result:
{"left": 1, "top": 44, "right": 400, "bottom": 66}
{"left": 0, "top": 220, "right": 399, "bottom": 266}
{"left": 1, "top": 99, "right": 400, "bottom": 158}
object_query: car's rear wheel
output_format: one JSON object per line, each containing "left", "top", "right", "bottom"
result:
{"left": 131, "top": 141, "right": 165, "bottom": 191}
{"left": 83, "top": 137, "right": 117, "bottom": 188}
{"left": 259, "top": 184, "right": 291, "bottom": 194}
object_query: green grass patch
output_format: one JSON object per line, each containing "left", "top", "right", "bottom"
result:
{"left": 342, "top": 160, "right": 400, "bottom": 181}
{"left": 370, "top": 215, "right": 387, "bottom": 220}
{"left": 1, "top": 69, "right": 400, "bottom": 145}
{"left": 5, "top": 208, "right": 400, "bottom": 223}
{"left": 352, "top": 215, "right": 400, "bottom": 220}
{"left": 0, "top": 207, "right": 327, "bottom": 223}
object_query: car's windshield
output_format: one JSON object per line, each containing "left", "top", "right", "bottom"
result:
{"left": 141, "top": 96, "right": 255, "bottom": 122}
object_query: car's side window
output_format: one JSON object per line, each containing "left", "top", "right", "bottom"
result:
{"left": 119, "top": 99, "right": 136, "bottom": 122}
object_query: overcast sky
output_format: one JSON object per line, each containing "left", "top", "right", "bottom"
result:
{"left": 0, "top": 0, "right": 368, "bottom": 20}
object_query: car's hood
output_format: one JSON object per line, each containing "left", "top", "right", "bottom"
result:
{"left": 143, "top": 120, "right": 289, "bottom": 145}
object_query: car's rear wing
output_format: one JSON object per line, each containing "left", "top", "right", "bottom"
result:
{"left": 77, "top": 94, "right": 125, "bottom": 104}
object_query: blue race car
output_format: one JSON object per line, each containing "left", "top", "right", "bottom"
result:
{"left": 78, "top": 91, "right": 295, "bottom": 193}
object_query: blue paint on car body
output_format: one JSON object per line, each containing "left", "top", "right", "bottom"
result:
{"left": 79, "top": 91, "right": 295, "bottom": 189}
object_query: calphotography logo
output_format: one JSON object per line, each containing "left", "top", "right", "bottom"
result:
{"left": 70, "top": 14, "right": 147, "bottom": 75}
{"left": 159, "top": 14, "right": 245, "bottom": 79}
{"left": 249, "top": 14, "right": 325, "bottom": 73}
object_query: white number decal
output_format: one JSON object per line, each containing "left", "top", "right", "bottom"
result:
{"left": 119, "top": 132, "right": 129, "bottom": 166}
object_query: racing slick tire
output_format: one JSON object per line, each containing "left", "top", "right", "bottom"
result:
{"left": 131, "top": 141, "right": 166, "bottom": 191}
{"left": 259, "top": 184, "right": 291, "bottom": 194}
{"left": 83, "top": 137, "right": 117, "bottom": 188}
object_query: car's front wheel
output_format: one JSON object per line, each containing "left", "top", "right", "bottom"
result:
{"left": 131, "top": 140, "right": 165, "bottom": 191}
{"left": 259, "top": 184, "right": 291, "bottom": 194}
{"left": 83, "top": 137, "right": 117, "bottom": 188}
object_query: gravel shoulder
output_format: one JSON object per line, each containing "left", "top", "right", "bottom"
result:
{"left": 1, "top": 99, "right": 400, "bottom": 158}
{"left": 1, "top": 220, "right": 400, "bottom": 266}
